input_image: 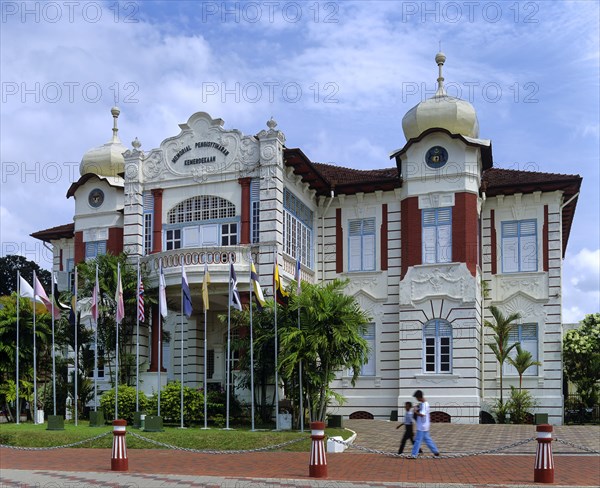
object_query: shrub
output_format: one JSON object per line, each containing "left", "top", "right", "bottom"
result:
{"left": 507, "top": 386, "right": 538, "bottom": 424}
{"left": 100, "top": 385, "right": 147, "bottom": 424}
{"left": 492, "top": 398, "right": 510, "bottom": 424}
{"left": 147, "top": 381, "right": 203, "bottom": 425}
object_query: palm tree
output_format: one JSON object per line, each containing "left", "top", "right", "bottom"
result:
{"left": 485, "top": 305, "right": 521, "bottom": 405}
{"left": 506, "top": 344, "right": 542, "bottom": 390}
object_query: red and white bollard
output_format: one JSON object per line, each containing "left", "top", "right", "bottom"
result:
{"left": 534, "top": 424, "right": 554, "bottom": 483}
{"left": 309, "top": 421, "right": 327, "bottom": 478}
{"left": 111, "top": 419, "right": 128, "bottom": 471}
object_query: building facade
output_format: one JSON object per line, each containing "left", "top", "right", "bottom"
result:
{"left": 32, "top": 54, "right": 581, "bottom": 424}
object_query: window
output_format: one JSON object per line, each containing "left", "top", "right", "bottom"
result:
{"left": 85, "top": 241, "right": 107, "bottom": 260}
{"left": 504, "top": 324, "right": 539, "bottom": 376}
{"left": 502, "top": 220, "right": 537, "bottom": 273}
{"left": 360, "top": 323, "right": 376, "bottom": 376}
{"left": 423, "top": 319, "right": 452, "bottom": 373}
{"left": 348, "top": 218, "right": 376, "bottom": 272}
{"left": 88, "top": 345, "right": 105, "bottom": 379}
{"left": 165, "top": 229, "right": 181, "bottom": 250}
{"left": 283, "top": 188, "right": 313, "bottom": 267}
{"left": 221, "top": 223, "right": 238, "bottom": 246}
{"left": 167, "top": 195, "right": 235, "bottom": 224}
{"left": 251, "top": 179, "right": 260, "bottom": 244}
{"left": 143, "top": 191, "right": 154, "bottom": 255}
{"left": 422, "top": 208, "right": 452, "bottom": 264}
{"left": 207, "top": 349, "right": 215, "bottom": 379}
{"left": 66, "top": 258, "right": 75, "bottom": 292}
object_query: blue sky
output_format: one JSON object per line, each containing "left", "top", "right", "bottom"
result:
{"left": 1, "top": 0, "right": 598, "bottom": 321}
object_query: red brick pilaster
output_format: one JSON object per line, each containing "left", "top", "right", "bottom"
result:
{"left": 452, "top": 192, "right": 478, "bottom": 277}
{"left": 238, "top": 177, "right": 252, "bottom": 245}
{"left": 401, "top": 197, "right": 420, "bottom": 279}
{"left": 74, "top": 231, "right": 85, "bottom": 265}
{"left": 107, "top": 227, "right": 124, "bottom": 255}
{"left": 151, "top": 189, "right": 163, "bottom": 254}
{"left": 543, "top": 205, "right": 549, "bottom": 272}
{"left": 336, "top": 208, "right": 343, "bottom": 273}
{"left": 381, "top": 204, "right": 388, "bottom": 271}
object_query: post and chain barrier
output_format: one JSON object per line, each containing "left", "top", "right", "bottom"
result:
{"left": 128, "top": 430, "right": 309, "bottom": 454}
{"left": 329, "top": 435, "right": 537, "bottom": 458}
{"left": 554, "top": 437, "right": 600, "bottom": 454}
{"left": 0, "top": 431, "right": 112, "bottom": 451}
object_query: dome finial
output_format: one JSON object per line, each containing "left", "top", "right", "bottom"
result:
{"left": 111, "top": 106, "right": 121, "bottom": 141}
{"left": 435, "top": 47, "right": 446, "bottom": 97}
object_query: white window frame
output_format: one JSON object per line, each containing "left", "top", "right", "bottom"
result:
{"left": 85, "top": 241, "right": 107, "bottom": 260}
{"left": 283, "top": 188, "right": 313, "bottom": 268}
{"left": 165, "top": 229, "right": 182, "bottom": 250}
{"left": 504, "top": 324, "right": 539, "bottom": 376}
{"left": 143, "top": 191, "right": 154, "bottom": 255}
{"left": 423, "top": 319, "right": 452, "bottom": 374}
{"left": 501, "top": 219, "right": 538, "bottom": 273}
{"left": 167, "top": 195, "right": 235, "bottom": 224}
{"left": 348, "top": 218, "right": 376, "bottom": 272}
{"left": 250, "top": 179, "right": 260, "bottom": 244}
{"left": 360, "top": 323, "right": 376, "bottom": 376}
{"left": 422, "top": 207, "right": 452, "bottom": 264}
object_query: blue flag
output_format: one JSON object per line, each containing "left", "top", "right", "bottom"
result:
{"left": 182, "top": 264, "right": 193, "bottom": 318}
{"left": 230, "top": 263, "right": 242, "bottom": 311}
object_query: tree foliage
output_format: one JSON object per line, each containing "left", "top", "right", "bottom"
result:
{"left": 506, "top": 344, "right": 542, "bottom": 390}
{"left": 485, "top": 305, "right": 521, "bottom": 404}
{"left": 563, "top": 313, "right": 600, "bottom": 407}
{"left": 0, "top": 255, "right": 51, "bottom": 296}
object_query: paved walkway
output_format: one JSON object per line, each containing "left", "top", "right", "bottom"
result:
{"left": 1, "top": 421, "right": 599, "bottom": 487}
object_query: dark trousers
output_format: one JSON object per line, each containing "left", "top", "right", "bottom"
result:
{"left": 398, "top": 424, "right": 415, "bottom": 454}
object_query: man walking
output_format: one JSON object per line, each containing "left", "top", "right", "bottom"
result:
{"left": 411, "top": 390, "right": 440, "bottom": 457}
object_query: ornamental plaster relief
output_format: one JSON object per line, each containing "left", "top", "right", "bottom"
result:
{"left": 418, "top": 192, "right": 455, "bottom": 209}
{"left": 351, "top": 289, "right": 385, "bottom": 323}
{"left": 495, "top": 292, "right": 547, "bottom": 322}
{"left": 400, "top": 263, "right": 476, "bottom": 306}
{"left": 491, "top": 272, "right": 549, "bottom": 302}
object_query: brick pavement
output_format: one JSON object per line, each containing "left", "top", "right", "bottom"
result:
{"left": 1, "top": 421, "right": 599, "bottom": 487}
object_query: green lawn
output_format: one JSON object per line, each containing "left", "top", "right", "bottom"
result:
{"left": 0, "top": 422, "right": 350, "bottom": 451}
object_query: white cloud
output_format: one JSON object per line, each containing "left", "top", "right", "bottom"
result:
{"left": 563, "top": 248, "right": 600, "bottom": 322}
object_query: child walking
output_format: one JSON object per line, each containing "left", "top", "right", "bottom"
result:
{"left": 396, "top": 401, "right": 422, "bottom": 454}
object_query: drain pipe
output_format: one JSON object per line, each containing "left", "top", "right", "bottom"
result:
{"left": 321, "top": 190, "right": 335, "bottom": 282}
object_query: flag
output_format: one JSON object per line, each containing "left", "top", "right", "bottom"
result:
{"left": 273, "top": 257, "right": 289, "bottom": 305}
{"left": 53, "top": 274, "right": 70, "bottom": 311}
{"left": 69, "top": 269, "right": 78, "bottom": 327}
{"left": 19, "top": 275, "right": 42, "bottom": 303}
{"left": 34, "top": 275, "right": 61, "bottom": 319}
{"left": 229, "top": 263, "right": 242, "bottom": 311}
{"left": 115, "top": 265, "right": 125, "bottom": 323}
{"left": 137, "top": 279, "right": 145, "bottom": 322}
{"left": 159, "top": 266, "right": 168, "bottom": 318}
{"left": 181, "top": 264, "right": 193, "bottom": 318}
{"left": 202, "top": 263, "right": 210, "bottom": 311}
{"left": 91, "top": 268, "right": 99, "bottom": 322}
{"left": 295, "top": 257, "right": 302, "bottom": 295}
{"left": 250, "top": 262, "right": 266, "bottom": 311}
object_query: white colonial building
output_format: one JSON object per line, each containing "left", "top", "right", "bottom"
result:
{"left": 32, "top": 53, "right": 581, "bottom": 424}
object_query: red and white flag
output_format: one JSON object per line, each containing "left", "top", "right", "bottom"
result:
{"left": 137, "top": 278, "right": 145, "bottom": 322}
{"left": 115, "top": 264, "right": 125, "bottom": 323}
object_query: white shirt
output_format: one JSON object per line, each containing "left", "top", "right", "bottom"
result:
{"left": 415, "top": 401, "right": 430, "bottom": 431}
{"left": 404, "top": 410, "right": 414, "bottom": 425}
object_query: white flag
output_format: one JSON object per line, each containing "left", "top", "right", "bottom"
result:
{"left": 159, "top": 267, "right": 168, "bottom": 319}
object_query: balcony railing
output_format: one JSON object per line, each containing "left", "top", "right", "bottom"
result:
{"left": 142, "top": 246, "right": 257, "bottom": 271}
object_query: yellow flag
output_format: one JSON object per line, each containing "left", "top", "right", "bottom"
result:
{"left": 202, "top": 262, "right": 211, "bottom": 310}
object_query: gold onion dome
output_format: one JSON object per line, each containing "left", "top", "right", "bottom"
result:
{"left": 402, "top": 52, "right": 479, "bottom": 140}
{"left": 79, "top": 107, "right": 126, "bottom": 177}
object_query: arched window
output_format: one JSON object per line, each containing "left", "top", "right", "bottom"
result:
{"left": 423, "top": 319, "right": 452, "bottom": 373}
{"left": 167, "top": 195, "right": 235, "bottom": 224}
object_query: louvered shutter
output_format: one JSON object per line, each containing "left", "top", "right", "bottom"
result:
{"left": 348, "top": 220, "right": 362, "bottom": 271}
{"left": 183, "top": 226, "right": 200, "bottom": 247}
{"left": 502, "top": 222, "right": 519, "bottom": 272}
{"left": 519, "top": 220, "right": 537, "bottom": 271}
{"left": 521, "top": 324, "right": 539, "bottom": 375}
{"left": 200, "top": 224, "right": 218, "bottom": 246}
{"left": 437, "top": 208, "right": 452, "bottom": 263}
{"left": 363, "top": 219, "right": 376, "bottom": 271}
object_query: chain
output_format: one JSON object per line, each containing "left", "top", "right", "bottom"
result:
{"left": 329, "top": 436, "right": 536, "bottom": 459}
{"left": 0, "top": 431, "right": 111, "bottom": 451}
{"left": 554, "top": 437, "right": 600, "bottom": 454}
{"left": 128, "top": 431, "right": 308, "bottom": 454}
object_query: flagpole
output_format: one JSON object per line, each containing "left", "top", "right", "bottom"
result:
{"left": 225, "top": 263, "right": 231, "bottom": 430}
{"left": 296, "top": 256, "right": 304, "bottom": 433}
{"left": 51, "top": 271, "right": 57, "bottom": 417}
{"left": 16, "top": 271, "right": 20, "bottom": 425}
{"left": 249, "top": 262, "right": 255, "bottom": 431}
{"left": 136, "top": 257, "right": 140, "bottom": 412}
{"left": 202, "top": 263, "right": 209, "bottom": 430}
{"left": 158, "top": 261, "right": 162, "bottom": 417}
{"left": 74, "top": 268, "right": 78, "bottom": 426}
{"left": 274, "top": 282, "right": 279, "bottom": 431}
{"left": 93, "top": 264, "right": 98, "bottom": 412}
{"left": 33, "top": 270, "right": 38, "bottom": 424}
{"left": 115, "top": 263, "right": 120, "bottom": 420}
{"left": 180, "top": 263, "right": 185, "bottom": 429}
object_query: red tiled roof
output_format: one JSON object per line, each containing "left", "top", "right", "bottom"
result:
{"left": 30, "top": 223, "right": 74, "bottom": 243}
{"left": 482, "top": 168, "right": 581, "bottom": 192}
{"left": 312, "top": 162, "right": 398, "bottom": 187}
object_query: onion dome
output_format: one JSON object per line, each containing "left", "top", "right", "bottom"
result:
{"left": 79, "top": 107, "right": 126, "bottom": 177}
{"left": 402, "top": 52, "right": 479, "bottom": 140}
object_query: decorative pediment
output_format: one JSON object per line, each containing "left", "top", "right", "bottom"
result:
{"left": 400, "top": 263, "right": 476, "bottom": 306}
{"left": 491, "top": 272, "right": 549, "bottom": 303}
{"left": 495, "top": 291, "right": 547, "bottom": 322}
